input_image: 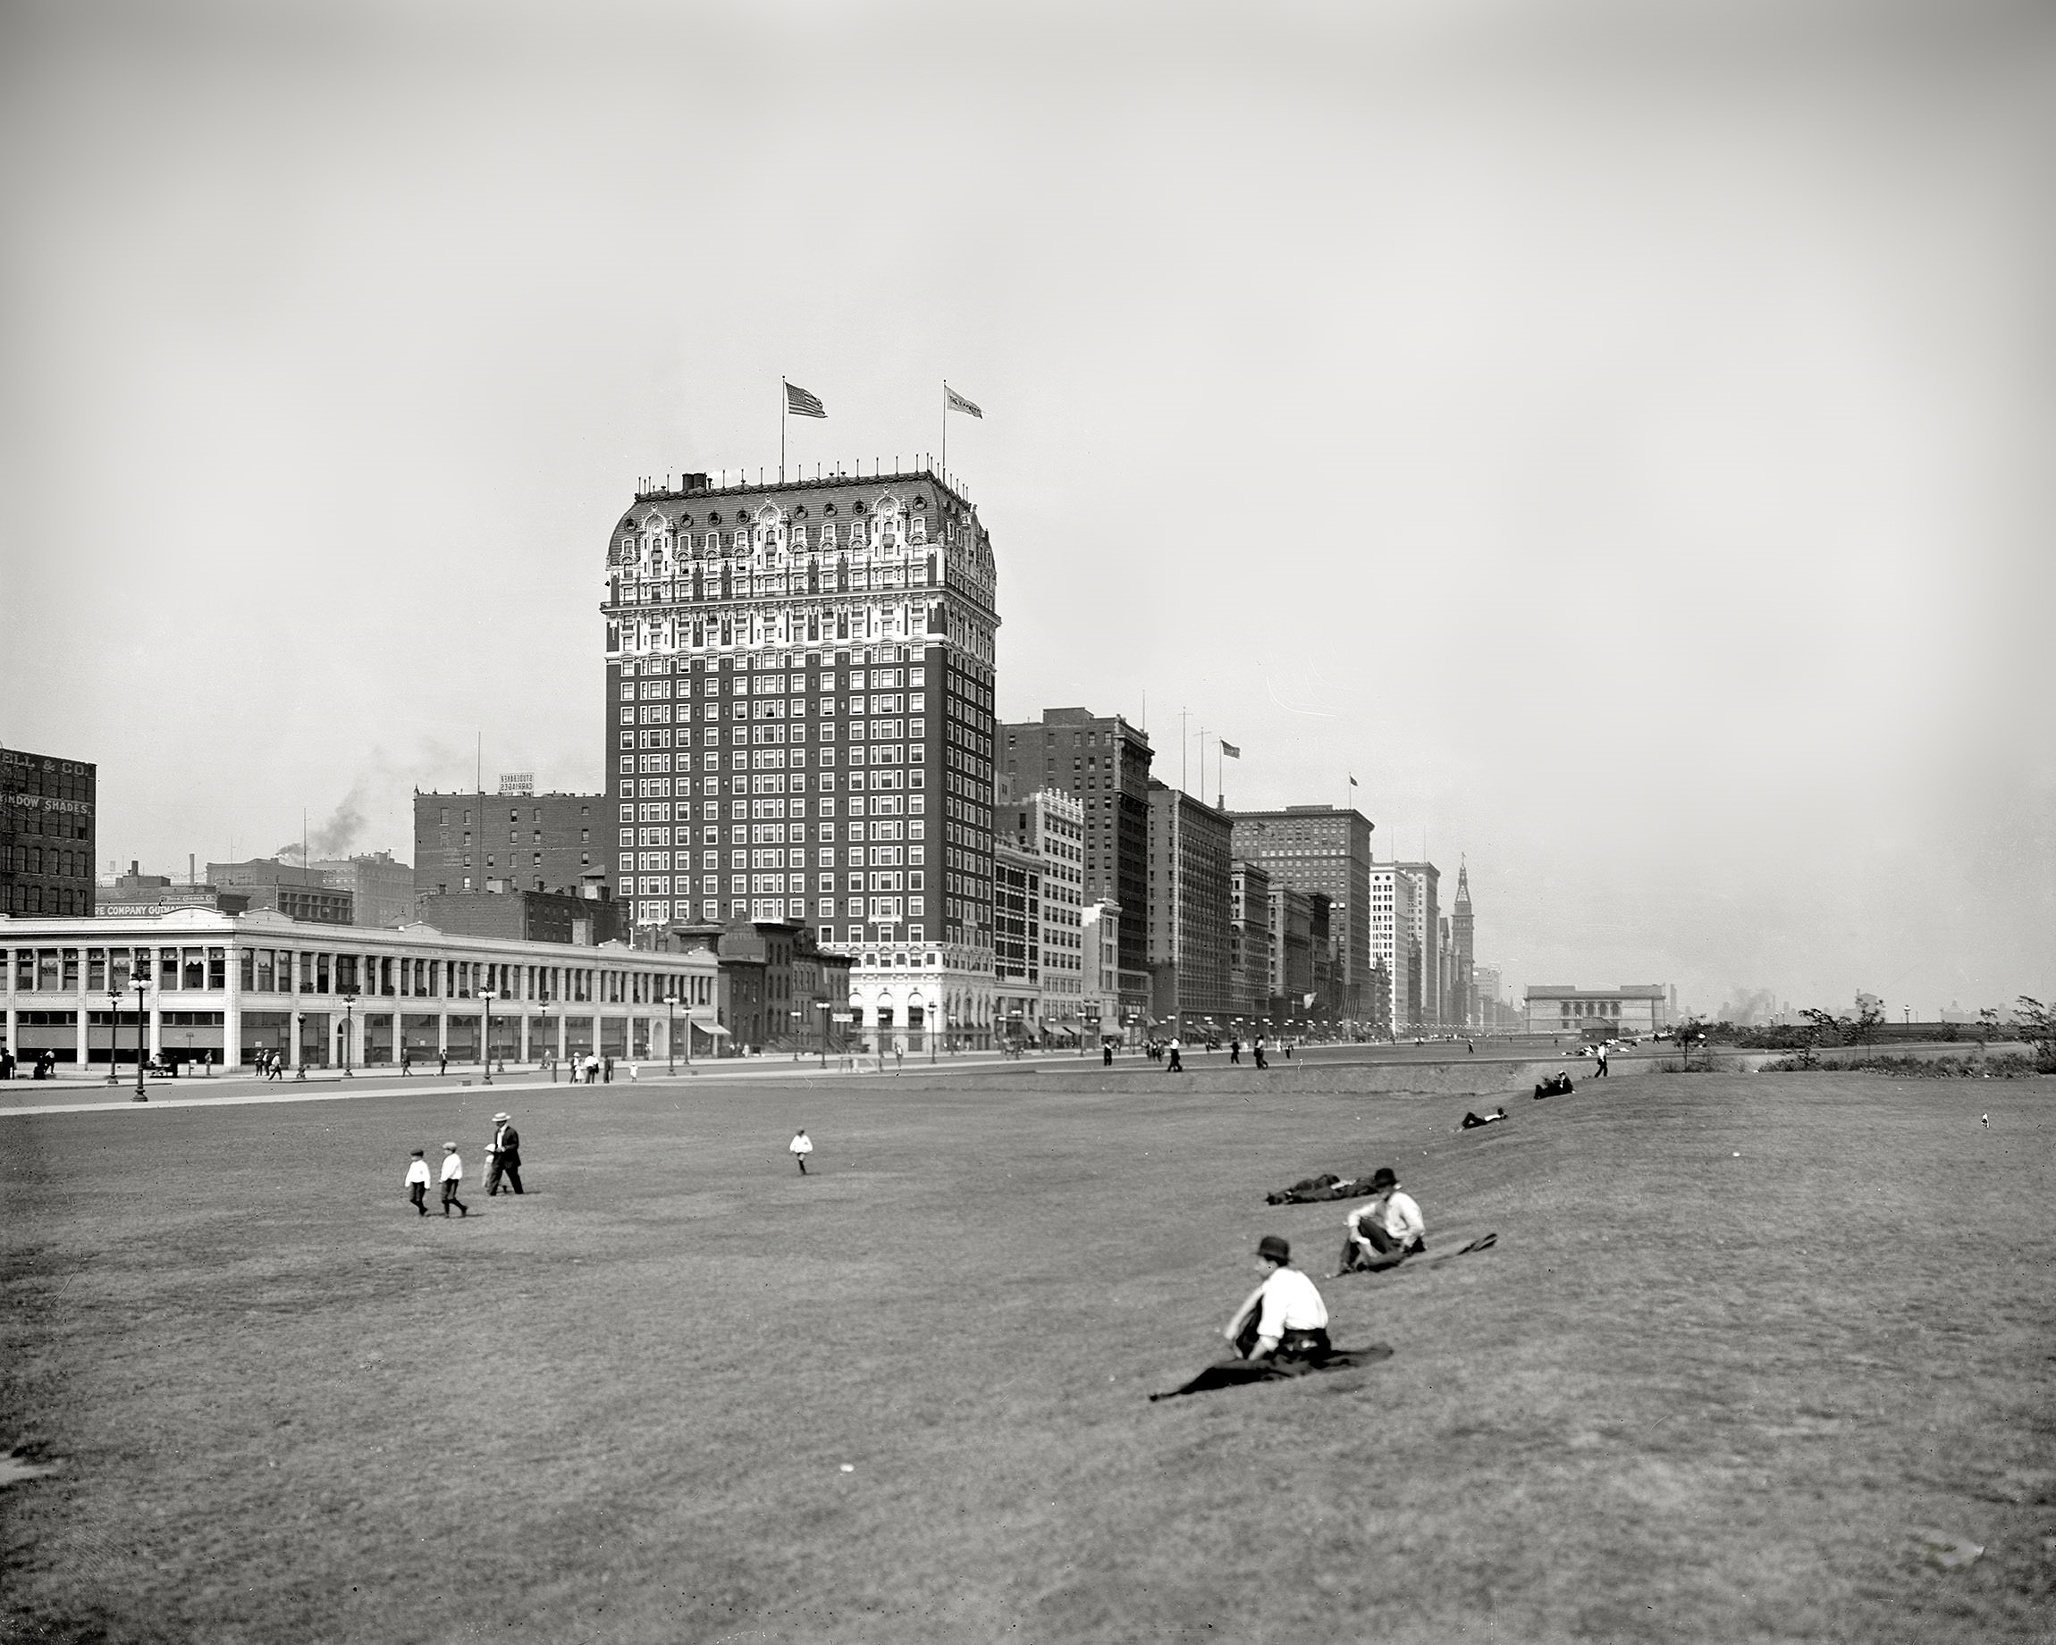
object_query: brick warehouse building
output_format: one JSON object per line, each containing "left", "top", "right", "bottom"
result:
{"left": 598, "top": 466, "right": 1002, "bottom": 1049}
{"left": 413, "top": 789, "right": 607, "bottom": 902}
{"left": 2, "top": 745, "right": 96, "bottom": 917}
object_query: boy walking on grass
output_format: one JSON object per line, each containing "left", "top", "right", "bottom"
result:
{"left": 404, "top": 1149, "right": 431, "bottom": 1216}
{"left": 438, "top": 1143, "right": 468, "bottom": 1217}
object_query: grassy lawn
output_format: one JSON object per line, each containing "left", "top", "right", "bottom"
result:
{"left": 3, "top": 1065, "right": 2052, "bottom": 1644}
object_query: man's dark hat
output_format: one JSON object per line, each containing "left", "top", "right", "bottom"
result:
{"left": 1370, "top": 1167, "right": 1399, "bottom": 1191}
{"left": 1256, "top": 1234, "right": 1290, "bottom": 1263}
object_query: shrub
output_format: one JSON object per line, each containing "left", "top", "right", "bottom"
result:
{"left": 1759, "top": 1053, "right": 2040, "bottom": 1079}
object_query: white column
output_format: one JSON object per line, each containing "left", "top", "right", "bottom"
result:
{"left": 224, "top": 941, "right": 242, "bottom": 1070}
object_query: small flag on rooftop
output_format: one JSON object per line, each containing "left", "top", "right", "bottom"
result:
{"left": 945, "top": 385, "right": 983, "bottom": 418}
{"left": 1221, "top": 741, "right": 1241, "bottom": 759}
{"left": 785, "top": 380, "right": 827, "bottom": 418}
{"left": 1348, "top": 774, "right": 1359, "bottom": 787}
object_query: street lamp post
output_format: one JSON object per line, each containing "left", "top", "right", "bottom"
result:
{"left": 340, "top": 988, "right": 358, "bottom": 1078}
{"left": 664, "top": 991, "right": 679, "bottom": 1076}
{"left": 480, "top": 989, "right": 498, "bottom": 1085}
{"left": 131, "top": 971, "right": 149, "bottom": 1102}
{"left": 105, "top": 989, "right": 121, "bottom": 1086}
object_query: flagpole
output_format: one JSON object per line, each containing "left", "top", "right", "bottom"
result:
{"left": 941, "top": 381, "right": 948, "bottom": 480}
{"left": 780, "top": 378, "right": 787, "bottom": 483}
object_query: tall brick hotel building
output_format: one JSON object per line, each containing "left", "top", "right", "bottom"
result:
{"left": 598, "top": 467, "right": 1002, "bottom": 1047}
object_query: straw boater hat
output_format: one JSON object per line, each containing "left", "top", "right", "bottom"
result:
{"left": 493, "top": 1112, "right": 510, "bottom": 1123}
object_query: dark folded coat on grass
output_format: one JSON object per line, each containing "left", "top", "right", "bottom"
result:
{"left": 1265, "top": 1172, "right": 1384, "bottom": 1205}
{"left": 1149, "top": 1342, "right": 1394, "bottom": 1401}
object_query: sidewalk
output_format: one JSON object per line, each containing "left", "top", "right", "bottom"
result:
{"left": 0, "top": 1051, "right": 1036, "bottom": 1118}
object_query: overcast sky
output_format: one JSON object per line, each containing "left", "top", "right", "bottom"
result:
{"left": 4, "top": 0, "right": 2051, "bottom": 1017}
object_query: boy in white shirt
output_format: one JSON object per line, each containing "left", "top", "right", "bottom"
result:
{"left": 437, "top": 1143, "right": 468, "bottom": 1218}
{"left": 789, "top": 1129, "right": 814, "bottom": 1175}
{"left": 404, "top": 1149, "right": 431, "bottom": 1217}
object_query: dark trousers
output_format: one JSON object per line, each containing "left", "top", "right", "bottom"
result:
{"left": 486, "top": 1160, "right": 523, "bottom": 1195}
{"left": 408, "top": 1183, "right": 427, "bottom": 1215}
{"left": 440, "top": 1179, "right": 466, "bottom": 1216}
{"left": 1254, "top": 1049, "right": 1268, "bottom": 1069}
{"left": 1340, "top": 1222, "right": 1423, "bottom": 1274}
{"left": 1167, "top": 1050, "right": 1183, "bottom": 1072}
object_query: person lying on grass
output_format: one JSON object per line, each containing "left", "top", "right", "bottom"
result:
{"left": 1460, "top": 1107, "right": 1508, "bottom": 1129}
{"left": 1335, "top": 1167, "right": 1425, "bottom": 1275}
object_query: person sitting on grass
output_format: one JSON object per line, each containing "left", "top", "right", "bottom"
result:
{"left": 1534, "top": 1071, "right": 1573, "bottom": 1099}
{"left": 1336, "top": 1168, "right": 1426, "bottom": 1274}
{"left": 1149, "top": 1236, "right": 1335, "bottom": 1401}
{"left": 1228, "top": 1235, "right": 1333, "bottom": 1363}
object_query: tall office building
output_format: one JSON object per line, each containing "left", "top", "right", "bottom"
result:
{"left": 1001, "top": 788, "right": 1085, "bottom": 1035}
{"left": 1450, "top": 859, "right": 1475, "bottom": 1029}
{"left": 2, "top": 745, "right": 96, "bottom": 917}
{"left": 1368, "top": 864, "right": 1417, "bottom": 1031}
{"left": 1228, "top": 860, "right": 1273, "bottom": 1021}
{"left": 598, "top": 467, "right": 1002, "bottom": 1047}
{"left": 1146, "top": 781, "right": 1233, "bottom": 1026}
{"left": 1226, "top": 806, "right": 1374, "bottom": 1019}
{"left": 999, "top": 708, "right": 1152, "bottom": 985}
{"left": 1396, "top": 861, "right": 1441, "bottom": 1028}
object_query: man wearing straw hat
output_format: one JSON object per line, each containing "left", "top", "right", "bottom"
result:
{"left": 484, "top": 1112, "right": 523, "bottom": 1196}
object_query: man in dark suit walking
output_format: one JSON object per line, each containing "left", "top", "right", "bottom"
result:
{"left": 485, "top": 1112, "right": 524, "bottom": 1196}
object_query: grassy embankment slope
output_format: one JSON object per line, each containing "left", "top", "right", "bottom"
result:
{"left": 2, "top": 1063, "right": 2051, "bottom": 1644}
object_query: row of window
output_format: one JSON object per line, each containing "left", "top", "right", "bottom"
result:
{"left": 623, "top": 715, "right": 923, "bottom": 742}
{"left": 2, "top": 845, "right": 90, "bottom": 877}
{"left": 4, "top": 945, "right": 708, "bottom": 1007}
{"left": 623, "top": 819, "right": 921, "bottom": 847}
{"left": 622, "top": 515, "right": 931, "bottom": 558}
{"left": 619, "top": 767, "right": 948, "bottom": 802}
{"left": 5, "top": 885, "right": 88, "bottom": 914}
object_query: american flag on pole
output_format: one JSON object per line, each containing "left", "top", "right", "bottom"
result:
{"left": 1221, "top": 740, "right": 1241, "bottom": 759}
{"left": 785, "top": 381, "right": 827, "bottom": 418}
{"left": 945, "top": 385, "right": 983, "bottom": 418}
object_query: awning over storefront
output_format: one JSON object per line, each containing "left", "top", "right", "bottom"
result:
{"left": 1048, "top": 1024, "right": 1080, "bottom": 1039}
{"left": 689, "top": 1019, "right": 731, "bottom": 1038}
